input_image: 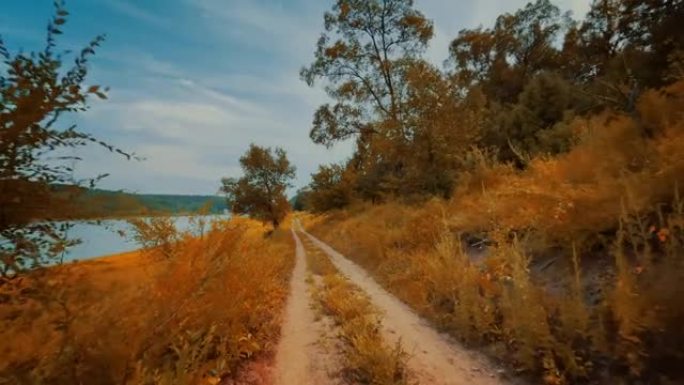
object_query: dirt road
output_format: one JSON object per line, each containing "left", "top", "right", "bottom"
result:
{"left": 273, "top": 229, "right": 338, "bottom": 385}
{"left": 274, "top": 222, "right": 511, "bottom": 385}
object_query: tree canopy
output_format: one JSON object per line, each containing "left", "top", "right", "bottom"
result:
{"left": 301, "top": 0, "right": 684, "bottom": 207}
{"left": 301, "top": 0, "right": 433, "bottom": 146}
{"left": 221, "top": 144, "right": 296, "bottom": 229}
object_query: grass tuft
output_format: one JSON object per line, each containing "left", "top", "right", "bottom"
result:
{"left": 302, "top": 235, "right": 410, "bottom": 385}
{"left": 0, "top": 217, "right": 294, "bottom": 385}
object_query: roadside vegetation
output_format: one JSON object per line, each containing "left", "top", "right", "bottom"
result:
{"left": 0, "top": 4, "right": 297, "bottom": 384}
{"left": 301, "top": 233, "right": 409, "bottom": 385}
{"left": 2, "top": 0, "right": 683, "bottom": 384}
{"left": 297, "top": 1, "right": 684, "bottom": 384}
{"left": 300, "top": 86, "right": 684, "bottom": 382}
{"left": 0, "top": 216, "right": 293, "bottom": 385}
{"left": 303, "top": 180, "right": 684, "bottom": 384}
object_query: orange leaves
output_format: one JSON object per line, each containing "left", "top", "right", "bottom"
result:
{"left": 476, "top": 271, "right": 501, "bottom": 297}
{"left": 649, "top": 226, "right": 670, "bottom": 243}
{"left": 658, "top": 228, "right": 670, "bottom": 242}
{"left": 324, "top": 41, "right": 348, "bottom": 60}
{"left": 399, "top": 13, "right": 433, "bottom": 42}
{"left": 338, "top": 1, "right": 351, "bottom": 19}
{"left": 336, "top": 80, "right": 357, "bottom": 97}
{"left": 400, "top": 14, "right": 424, "bottom": 28}
{"left": 637, "top": 80, "right": 684, "bottom": 136}
{"left": 237, "top": 333, "right": 261, "bottom": 359}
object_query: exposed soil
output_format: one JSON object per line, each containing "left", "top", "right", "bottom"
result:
{"left": 272, "top": 229, "right": 338, "bottom": 385}
{"left": 275, "top": 220, "right": 516, "bottom": 385}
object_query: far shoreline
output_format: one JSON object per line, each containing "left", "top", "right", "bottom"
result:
{"left": 46, "top": 211, "right": 229, "bottom": 223}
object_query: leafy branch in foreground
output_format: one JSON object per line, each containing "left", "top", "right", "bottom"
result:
{"left": 0, "top": 1, "right": 130, "bottom": 281}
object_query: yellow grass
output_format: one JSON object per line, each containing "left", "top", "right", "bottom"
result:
{"left": 0, "top": 217, "right": 294, "bottom": 385}
{"left": 301, "top": 236, "right": 409, "bottom": 385}
{"left": 300, "top": 81, "right": 684, "bottom": 385}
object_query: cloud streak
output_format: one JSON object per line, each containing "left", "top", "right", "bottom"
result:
{"left": 101, "top": 0, "right": 170, "bottom": 29}
{"left": 421, "top": 0, "right": 593, "bottom": 66}
{"left": 4, "top": 0, "right": 594, "bottom": 195}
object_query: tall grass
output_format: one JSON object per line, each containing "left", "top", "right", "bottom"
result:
{"left": 301, "top": 235, "right": 410, "bottom": 385}
{"left": 0, "top": 217, "right": 294, "bottom": 385}
{"left": 300, "top": 80, "right": 684, "bottom": 385}
{"left": 305, "top": 192, "right": 684, "bottom": 384}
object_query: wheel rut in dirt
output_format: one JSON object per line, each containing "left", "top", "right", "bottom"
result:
{"left": 294, "top": 221, "right": 511, "bottom": 385}
{"left": 273, "top": 229, "right": 338, "bottom": 385}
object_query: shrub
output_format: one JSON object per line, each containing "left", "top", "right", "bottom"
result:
{"left": 0, "top": 217, "right": 294, "bottom": 385}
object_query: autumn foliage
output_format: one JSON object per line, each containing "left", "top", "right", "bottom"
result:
{"left": 302, "top": 79, "right": 684, "bottom": 384}
{"left": 300, "top": 0, "right": 684, "bottom": 384}
{"left": 222, "top": 144, "right": 296, "bottom": 229}
{"left": 0, "top": 1, "right": 130, "bottom": 279}
{"left": 301, "top": 0, "right": 684, "bottom": 204}
{"left": 0, "top": 217, "right": 293, "bottom": 385}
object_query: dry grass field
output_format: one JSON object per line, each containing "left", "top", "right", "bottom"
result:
{"left": 0, "top": 217, "right": 294, "bottom": 385}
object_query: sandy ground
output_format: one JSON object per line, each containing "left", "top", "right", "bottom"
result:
{"left": 293, "top": 220, "right": 512, "bottom": 385}
{"left": 273, "top": 229, "right": 338, "bottom": 385}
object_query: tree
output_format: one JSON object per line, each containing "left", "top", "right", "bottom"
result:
{"left": 570, "top": 0, "right": 684, "bottom": 113}
{"left": 499, "top": 0, "right": 567, "bottom": 80}
{"left": 301, "top": 0, "right": 433, "bottom": 147}
{"left": 400, "top": 59, "right": 484, "bottom": 196}
{"left": 486, "top": 71, "right": 585, "bottom": 165}
{"left": 221, "top": 145, "right": 296, "bottom": 229}
{"left": 577, "top": 0, "right": 624, "bottom": 79}
{"left": 448, "top": 0, "right": 624, "bottom": 166}
{"left": 290, "top": 187, "right": 311, "bottom": 212}
{"left": 449, "top": 0, "right": 568, "bottom": 103}
{"left": 307, "top": 163, "right": 356, "bottom": 212}
{"left": 448, "top": 27, "right": 499, "bottom": 89}
{"left": 301, "top": 0, "right": 435, "bottom": 199}
{"left": 0, "top": 1, "right": 128, "bottom": 281}
{"left": 614, "top": 0, "right": 684, "bottom": 87}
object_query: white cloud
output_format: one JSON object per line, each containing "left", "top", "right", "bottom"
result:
{"left": 78, "top": 50, "right": 350, "bottom": 195}
{"left": 101, "top": 0, "right": 169, "bottom": 28}
{"left": 562, "top": 0, "right": 592, "bottom": 19}
{"left": 420, "top": 0, "right": 593, "bottom": 67}
{"left": 189, "top": 0, "right": 326, "bottom": 60}
{"left": 79, "top": 1, "right": 598, "bottom": 196}
{"left": 133, "top": 143, "right": 235, "bottom": 180}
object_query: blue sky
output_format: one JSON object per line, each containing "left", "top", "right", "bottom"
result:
{"left": 1, "top": 0, "right": 590, "bottom": 195}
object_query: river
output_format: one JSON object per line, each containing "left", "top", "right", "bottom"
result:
{"left": 62, "top": 215, "right": 229, "bottom": 262}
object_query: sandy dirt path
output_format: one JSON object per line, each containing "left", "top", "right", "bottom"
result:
{"left": 295, "top": 221, "right": 512, "bottom": 385}
{"left": 273, "top": 229, "right": 337, "bottom": 385}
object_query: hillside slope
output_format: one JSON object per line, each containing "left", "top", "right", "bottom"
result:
{"left": 47, "top": 186, "right": 228, "bottom": 219}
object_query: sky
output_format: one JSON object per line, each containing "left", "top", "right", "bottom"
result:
{"left": 0, "top": 0, "right": 591, "bottom": 195}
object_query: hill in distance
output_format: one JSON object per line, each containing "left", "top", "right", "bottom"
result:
{"left": 51, "top": 186, "right": 229, "bottom": 219}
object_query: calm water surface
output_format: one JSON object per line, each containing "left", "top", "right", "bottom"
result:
{"left": 63, "top": 216, "right": 228, "bottom": 262}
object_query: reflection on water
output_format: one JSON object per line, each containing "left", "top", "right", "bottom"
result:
{"left": 62, "top": 216, "right": 228, "bottom": 262}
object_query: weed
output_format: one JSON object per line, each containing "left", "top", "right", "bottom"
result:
{"left": 303, "top": 185, "right": 684, "bottom": 384}
{"left": 0, "top": 217, "right": 294, "bottom": 385}
{"left": 303, "top": 236, "right": 410, "bottom": 385}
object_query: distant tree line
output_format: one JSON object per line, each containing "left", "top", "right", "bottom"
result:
{"left": 70, "top": 188, "right": 228, "bottom": 217}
